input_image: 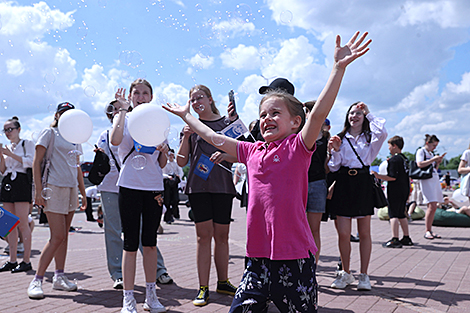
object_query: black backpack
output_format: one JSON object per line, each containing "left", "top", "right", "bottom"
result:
{"left": 88, "top": 149, "right": 111, "bottom": 185}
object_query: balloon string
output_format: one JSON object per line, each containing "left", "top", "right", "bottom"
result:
{"left": 217, "top": 163, "right": 234, "bottom": 174}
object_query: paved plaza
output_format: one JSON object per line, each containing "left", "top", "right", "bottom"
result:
{"left": 1, "top": 199, "right": 470, "bottom": 312}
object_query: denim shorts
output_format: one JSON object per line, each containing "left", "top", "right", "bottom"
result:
{"left": 306, "top": 179, "right": 327, "bottom": 214}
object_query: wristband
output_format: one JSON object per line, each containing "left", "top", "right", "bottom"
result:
{"left": 119, "top": 108, "right": 128, "bottom": 112}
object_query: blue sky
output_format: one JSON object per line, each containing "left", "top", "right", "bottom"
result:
{"left": 1, "top": 0, "right": 470, "bottom": 162}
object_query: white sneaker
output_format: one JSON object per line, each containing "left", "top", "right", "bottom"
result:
{"left": 357, "top": 273, "right": 371, "bottom": 291}
{"left": 144, "top": 289, "right": 166, "bottom": 312}
{"left": 52, "top": 275, "right": 78, "bottom": 291}
{"left": 121, "top": 297, "right": 137, "bottom": 313}
{"left": 17, "top": 242, "right": 24, "bottom": 253}
{"left": 331, "top": 270, "right": 355, "bottom": 289}
{"left": 28, "top": 279, "right": 44, "bottom": 299}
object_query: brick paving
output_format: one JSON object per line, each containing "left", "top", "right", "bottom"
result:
{"left": 1, "top": 199, "right": 470, "bottom": 312}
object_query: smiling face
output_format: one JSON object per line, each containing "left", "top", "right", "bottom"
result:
{"left": 259, "top": 97, "right": 299, "bottom": 143}
{"left": 348, "top": 104, "right": 365, "bottom": 128}
{"left": 130, "top": 83, "right": 153, "bottom": 107}
{"left": 189, "top": 89, "right": 211, "bottom": 115}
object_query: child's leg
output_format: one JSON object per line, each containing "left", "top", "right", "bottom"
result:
{"left": 357, "top": 216, "right": 372, "bottom": 274}
{"left": 390, "top": 218, "right": 399, "bottom": 238}
{"left": 122, "top": 251, "right": 137, "bottom": 290}
{"left": 334, "top": 217, "right": 352, "bottom": 273}
{"left": 271, "top": 255, "right": 318, "bottom": 313}
{"left": 229, "top": 258, "right": 270, "bottom": 313}
{"left": 398, "top": 218, "right": 410, "bottom": 236}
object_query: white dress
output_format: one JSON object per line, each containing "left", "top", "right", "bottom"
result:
{"left": 416, "top": 148, "right": 443, "bottom": 204}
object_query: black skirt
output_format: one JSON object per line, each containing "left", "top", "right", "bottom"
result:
{"left": 328, "top": 167, "right": 374, "bottom": 217}
{"left": 0, "top": 172, "right": 33, "bottom": 203}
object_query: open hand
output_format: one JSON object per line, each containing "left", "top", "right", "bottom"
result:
{"left": 163, "top": 101, "right": 191, "bottom": 118}
{"left": 115, "top": 88, "right": 131, "bottom": 110}
{"left": 334, "top": 31, "right": 372, "bottom": 69}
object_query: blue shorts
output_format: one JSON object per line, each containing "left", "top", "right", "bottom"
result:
{"left": 306, "top": 180, "right": 327, "bottom": 214}
{"left": 229, "top": 253, "right": 318, "bottom": 313}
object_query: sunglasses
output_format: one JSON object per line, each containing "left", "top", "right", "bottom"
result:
{"left": 3, "top": 127, "right": 18, "bottom": 133}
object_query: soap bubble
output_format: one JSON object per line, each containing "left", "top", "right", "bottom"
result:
{"left": 131, "top": 155, "right": 147, "bottom": 170}
{"left": 84, "top": 86, "right": 96, "bottom": 97}
{"left": 211, "top": 131, "right": 226, "bottom": 146}
{"left": 198, "top": 45, "right": 212, "bottom": 59}
{"left": 2, "top": 100, "right": 8, "bottom": 110}
{"left": 4, "top": 184, "right": 11, "bottom": 191}
{"left": 67, "top": 150, "right": 83, "bottom": 168}
{"left": 280, "top": 10, "right": 293, "bottom": 24}
{"left": 233, "top": 4, "right": 252, "bottom": 23}
{"left": 41, "top": 187, "right": 53, "bottom": 200}
{"left": 164, "top": 126, "right": 180, "bottom": 149}
{"left": 44, "top": 73, "right": 56, "bottom": 84}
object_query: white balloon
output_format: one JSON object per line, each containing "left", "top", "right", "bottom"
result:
{"left": 58, "top": 109, "right": 93, "bottom": 144}
{"left": 378, "top": 160, "right": 388, "bottom": 175}
{"left": 128, "top": 104, "right": 170, "bottom": 146}
{"left": 452, "top": 189, "right": 468, "bottom": 203}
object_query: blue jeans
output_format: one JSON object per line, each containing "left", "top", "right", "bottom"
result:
{"left": 101, "top": 191, "right": 168, "bottom": 281}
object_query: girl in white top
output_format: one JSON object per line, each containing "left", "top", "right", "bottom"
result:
{"left": 416, "top": 134, "right": 446, "bottom": 240}
{"left": 110, "top": 78, "right": 168, "bottom": 313}
{"left": 27, "top": 103, "right": 87, "bottom": 299}
{"left": 0, "top": 116, "right": 35, "bottom": 273}
{"left": 328, "top": 102, "right": 387, "bottom": 291}
{"left": 458, "top": 145, "right": 470, "bottom": 180}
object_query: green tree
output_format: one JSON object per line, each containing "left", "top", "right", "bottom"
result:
{"left": 441, "top": 155, "right": 461, "bottom": 170}
{"left": 371, "top": 157, "right": 382, "bottom": 166}
{"left": 402, "top": 151, "right": 415, "bottom": 161}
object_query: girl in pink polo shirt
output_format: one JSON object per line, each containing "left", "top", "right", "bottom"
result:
{"left": 165, "top": 31, "right": 371, "bottom": 313}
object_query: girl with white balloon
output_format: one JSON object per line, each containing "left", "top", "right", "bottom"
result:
{"left": 27, "top": 102, "right": 87, "bottom": 299}
{"left": 110, "top": 78, "right": 168, "bottom": 313}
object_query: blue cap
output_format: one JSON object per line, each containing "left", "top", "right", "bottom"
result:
{"left": 324, "top": 118, "right": 330, "bottom": 126}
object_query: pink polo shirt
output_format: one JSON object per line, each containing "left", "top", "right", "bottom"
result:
{"left": 237, "top": 133, "right": 318, "bottom": 260}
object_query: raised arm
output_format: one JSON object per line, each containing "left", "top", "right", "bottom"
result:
{"left": 164, "top": 101, "right": 238, "bottom": 158}
{"left": 110, "top": 88, "right": 131, "bottom": 146}
{"left": 302, "top": 31, "right": 371, "bottom": 150}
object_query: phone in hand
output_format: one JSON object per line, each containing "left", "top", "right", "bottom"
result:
{"left": 228, "top": 90, "right": 236, "bottom": 117}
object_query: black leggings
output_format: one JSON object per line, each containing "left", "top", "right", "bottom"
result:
{"left": 119, "top": 187, "right": 163, "bottom": 251}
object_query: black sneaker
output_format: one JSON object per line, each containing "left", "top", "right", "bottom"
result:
{"left": 11, "top": 261, "right": 32, "bottom": 273}
{"left": 382, "top": 238, "right": 403, "bottom": 248}
{"left": 400, "top": 236, "right": 414, "bottom": 246}
{"left": 0, "top": 261, "right": 18, "bottom": 272}
{"left": 193, "top": 286, "right": 209, "bottom": 306}
{"left": 350, "top": 234, "right": 360, "bottom": 242}
{"left": 216, "top": 279, "right": 237, "bottom": 296}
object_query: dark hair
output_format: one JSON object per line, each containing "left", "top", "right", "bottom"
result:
{"left": 424, "top": 134, "right": 439, "bottom": 144}
{"left": 129, "top": 78, "right": 153, "bottom": 98}
{"left": 6, "top": 116, "right": 20, "bottom": 128}
{"left": 337, "top": 102, "right": 371, "bottom": 142}
{"left": 106, "top": 100, "right": 119, "bottom": 123}
{"left": 388, "top": 135, "right": 404, "bottom": 150}
{"left": 189, "top": 84, "right": 220, "bottom": 115}
{"left": 259, "top": 90, "right": 305, "bottom": 134}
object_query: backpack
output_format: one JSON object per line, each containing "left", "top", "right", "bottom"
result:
{"left": 88, "top": 149, "right": 111, "bottom": 185}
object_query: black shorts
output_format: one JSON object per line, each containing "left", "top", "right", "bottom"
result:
{"left": 0, "top": 172, "right": 32, "bottom": 203}
{"left": 118, "top": 187, "right": 163, "bottom": 252}
{"left": 188, "top": 193, "right": 234, "bottom": 224}
{"left": 387, "top": 190, "right": 409, "bottom": 219}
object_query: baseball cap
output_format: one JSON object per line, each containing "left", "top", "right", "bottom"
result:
{"left": 324, "top": 118, "right": 330, "bottom": 126}
{"left": 259, "top": 78, "right": 295, "bottom": 95}
{"left": 56, "top": 102, "right": 75, "bottom": 113}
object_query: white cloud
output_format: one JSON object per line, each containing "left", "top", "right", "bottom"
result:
{"left": 220, "top": 44, "right": 259, "bottom": 70}
{"left": 398, "top": 1, "right": 470, "bottom": 28}
{"left": 6, "top": 59, "right": 25, "bottom": 76}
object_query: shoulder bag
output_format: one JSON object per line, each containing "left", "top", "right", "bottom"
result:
{"left": 409, "top": 149, "right": 433, "bottom": 180}
{"left": 345, "top": 137, "right": 388, "bottom": 208}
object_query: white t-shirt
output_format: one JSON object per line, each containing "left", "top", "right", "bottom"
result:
{"left": 36, "top": 127, "right": 82, "bottom": 188}
{"left": 113, "top": 114, "right": 164, "bottom": 191}
{"left": 85, "top": 185, "right": 98, "bottom": 199}
{"left": 461, "top": 149, "right": 470, "bottom": 165}
{"left": 96, "top": 128, "right": 120, "bottom": 194}
{"left": 416, "top": 148, "right": 437, "bottom": 174}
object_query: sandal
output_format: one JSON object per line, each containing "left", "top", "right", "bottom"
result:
{"left": 432, "top": 232, "right": 441, "bottom": 239}
{"left": 424, "top": 231, "right": 434, "bottom": 240}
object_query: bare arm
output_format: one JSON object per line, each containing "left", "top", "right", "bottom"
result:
{"left": 77, "top": 166, "right": 87, "bottom": 211}
{"left": 110, "top": 88, "right": 131, "bottom": 146}
{"left": 458, "top": 159, "right": 470, "bottom": 175}
{"left": 176, "top": 126, "right": 193, "bottom": 167}
{"left": 371, "top": 171, "right": 396, "bottom": 182}
{"left": 164, "top": 101, "right": 238, "bottom": 158}
{"left": 157, "top": 143, "right": 169, "bottom": 168}
{"left": 33, "top": 145, "right": 46, "bottom": 207}
{"left": 302, "top": 31, "right": 371, "bottom": 150}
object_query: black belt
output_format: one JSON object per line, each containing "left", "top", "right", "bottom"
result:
{"left": 337, "top": 166, "right": 370, "bottom": 176}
